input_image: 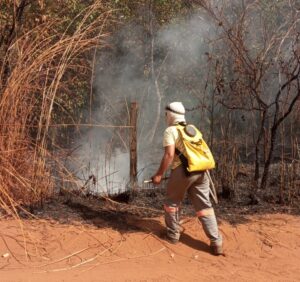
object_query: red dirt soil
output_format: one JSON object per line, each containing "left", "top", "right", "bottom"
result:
{"left": 0, "top": 212, "right": 299, "bottom": 282}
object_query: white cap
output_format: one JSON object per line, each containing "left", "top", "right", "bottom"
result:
{"left": 165, "top": 102, "right": 185, "bottom": 115}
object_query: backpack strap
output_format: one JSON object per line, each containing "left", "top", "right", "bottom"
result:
{"left": 175, "top": 124, "right": 190, "bottom": 176}
{"left": 175, "top": 148, "right": 190, "bottom": 176}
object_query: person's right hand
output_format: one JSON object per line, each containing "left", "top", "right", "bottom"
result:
{"left": 151, "top": 174, "right": 162, "bottom": 185}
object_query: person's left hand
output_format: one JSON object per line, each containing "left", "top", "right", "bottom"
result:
{"left": 152, "top": 174, "right": 162, "bottom": 185}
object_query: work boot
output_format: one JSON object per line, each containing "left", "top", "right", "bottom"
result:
{"left": 164, "top": 236, "right": 179, "bottom": 245}
{"left": 210, "top": 244, "right": 223, "bottom": 256}
{"left": 159, "top": 230, "right": 179, "bottom": 244}
{"left": 165, "top": 236, "right": 179, "bottom": 244}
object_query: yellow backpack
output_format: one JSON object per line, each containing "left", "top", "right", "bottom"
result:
{"left": 175, "top": 123, "right": 215, "bottom": 173}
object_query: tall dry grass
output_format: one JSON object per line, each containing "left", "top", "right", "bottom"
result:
{"left": 0, "top": 2, "right": 111, "bottom": 215}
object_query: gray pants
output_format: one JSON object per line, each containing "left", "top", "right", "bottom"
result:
{"left": 164, "top": 165, "right": 222, "bottom": 246}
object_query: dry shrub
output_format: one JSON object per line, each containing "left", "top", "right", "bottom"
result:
{"left": 0, "top": 2, "right": 111, "bottom": 214}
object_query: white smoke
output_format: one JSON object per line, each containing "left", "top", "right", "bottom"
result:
{"left": 69, "top": 13, "right": 216, "bottom": 194}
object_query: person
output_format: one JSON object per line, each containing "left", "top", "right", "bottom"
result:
{"left": 151, "top": 101, "right": 223, "bottom": 255}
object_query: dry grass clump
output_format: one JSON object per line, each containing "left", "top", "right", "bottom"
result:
{"left": 0, "top": 2, "right": 111, "bottom": 215}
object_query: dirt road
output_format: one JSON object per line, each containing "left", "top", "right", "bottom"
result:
{"left": 0, "top": 210, "right": 299, "bottom": 282}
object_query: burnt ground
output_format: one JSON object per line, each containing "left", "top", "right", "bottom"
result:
{"left": 27, "top": 180, "right": 299, "bottom": 232}
{"left": 6, "top": 163, "right": 298, "bottom": 230}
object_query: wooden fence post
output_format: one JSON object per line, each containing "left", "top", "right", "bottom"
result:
{"left": 130, "top": 102, "right": 138, "bottom": 188}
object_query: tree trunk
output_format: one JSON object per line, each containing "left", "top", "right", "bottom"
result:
{"left": 254, "top": 110, "right": 266, "bottom": 188}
